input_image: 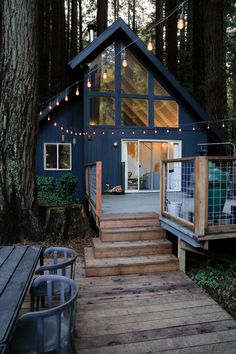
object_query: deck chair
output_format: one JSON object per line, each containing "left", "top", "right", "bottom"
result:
{"left": 10, "top": 275, "right": 79, "bottom": 354}
{"left": 30, "top": 247, "right": 78, "bottom": 310}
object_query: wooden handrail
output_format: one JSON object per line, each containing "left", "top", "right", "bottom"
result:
{"left": 85, "top": 161, "right": 102, "bottom": 224}
{"left": 194, "top": 156, "right": 208, "bottom": 236}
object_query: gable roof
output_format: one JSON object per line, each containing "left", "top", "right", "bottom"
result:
{"left": 68, "top": 18, "right": 223, "bottom": 140}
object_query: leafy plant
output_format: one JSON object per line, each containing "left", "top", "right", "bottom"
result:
{"left": 37, "top": 174, "right": 78, "bottom": 206}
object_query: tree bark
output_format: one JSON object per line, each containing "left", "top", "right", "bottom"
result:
{"left": 97, "top": 0, "right": 108, "bottom": 35}
{"left": 78, "top": 0, "right": 83, "bottom": 52}
{"left": 155, "top": 0, "right": 164, "bottom": 62}
{"left": 71, "top": 0, "right": 78, "bottom": 58}
{"left": 166, "top": 0, "right": 177, "bottom": 76}
{"left": 0, "top": 0, "right": 41, "bottom": 244}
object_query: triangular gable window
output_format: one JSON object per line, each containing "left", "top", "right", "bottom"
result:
{"left": 154, "top": 79, "right": 170, "bottom": 97}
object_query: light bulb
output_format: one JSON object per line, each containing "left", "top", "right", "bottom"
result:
{"left": 49, "top": 103, "right": 52, "bottom": 110}
{"left": 47, "top": 116, "right": 51, "bottom": 121}
{"left": 103, "top": 68, "right": 108, "bottom": 80}
{"left": 56, "top": 98, "right": 60, "bottom": 106}
{"left": 65, "top": 95, "right": 69, "bottom": 101}
{"left": 39, "top": 111, "right": 43, "bottom": 115}
{"left": 75, "top": 87, "right": 80, "bottom": 96}
{"left": 177, "top": 13, "right": 185, "bottom": 30}
{"left": 87, "top": 77, "right": 91, "bottom": 88}
{"left": 192, "top": 126, "right": 195, "bottom": 131}
{"left": 54, "top": 122, "right": 57, "bottom": 126}
{"left": 147, "top": 36, "right": 153, "bottom": 51}
{"left": 122, "top": 58, "right": 128, "bottom": 67}
{"left": 222, "top": 122, "right": 225, "bottom": 128}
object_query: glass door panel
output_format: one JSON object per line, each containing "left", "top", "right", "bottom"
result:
{"left": 126, "top": 141, "right": 139, "bottom": 191}
{"left": 140, "top": 142, "right": 152, "bottom": 190}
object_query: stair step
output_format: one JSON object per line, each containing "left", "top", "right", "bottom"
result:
{"left": 99, "top": 212, "right": 160, "bottom": 229}
{"left": 100, "top": 226, "right": 165, "bottom": 242}
{"left": 93, "top": 238, "right": 172, "bottom": 258}
{"left": 84, "top": 248, "right": 179, "bottom": 277}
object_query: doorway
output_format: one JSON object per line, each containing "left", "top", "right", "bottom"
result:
{"left": 122, "top": 140, "right": 181, "bottom": 192}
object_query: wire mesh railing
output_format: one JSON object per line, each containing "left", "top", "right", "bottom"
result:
{"left": 161, "top": 156, "right": 236, "bottom": 236}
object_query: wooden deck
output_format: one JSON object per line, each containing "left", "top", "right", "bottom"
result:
{"left": 75, "top": 257, "right": 236, "bottom": 354}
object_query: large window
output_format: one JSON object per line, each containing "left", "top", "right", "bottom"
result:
{"left": 88, "top": 42, "right": 179, "bottom": 128}
{"left": 122, "top": 98, "right": 148, "bottom": 126}
{"left": 121, "top": 49, "right": 148, "bottom": 95}
{"left": 90, "top": 96, "right": 115, "bottom": 125}
{"left": 44, "top": 143, "right": 71, "bottom": 170}
{"left": 154, "top": 100, "right": 178, "bottom": 127}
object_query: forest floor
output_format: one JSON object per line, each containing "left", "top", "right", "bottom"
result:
{"left": 23, "top": 222, "right": 236, "bottom": 320}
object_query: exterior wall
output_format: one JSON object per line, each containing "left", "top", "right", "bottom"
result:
{"left": 36, "top": 97, "right": 84, "bottom": 200}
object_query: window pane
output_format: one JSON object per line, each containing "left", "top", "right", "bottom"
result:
{"left": 90, "top": 44, "right": 115, "bottom": 92}
{"left": 122, "top": 98, "right": 148, "bottom": 126}
{"left": 59, "top": 145, "right": 71, "bottom": 169}
{"left": 90, "top": 96, "right": 115, "bottom": 125}
{"left": 121, "top": 48, "right": 147, "bottom": 94}
{"left": 45, "top": 145, "right": 57, "bottom": 169}
{"left": 154, "top": 79, "right": 170, "bottom": 96}
{"left": 154, "top": 100, "right": 178, "bottom": 127}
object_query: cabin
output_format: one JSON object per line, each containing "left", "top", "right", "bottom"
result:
{"left": 37, "top": 19, "right": 236, "bottom": 274}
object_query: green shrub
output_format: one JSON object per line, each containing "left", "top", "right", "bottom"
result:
{"left": 37, "top": 174, "right": 78, "bottom": 206}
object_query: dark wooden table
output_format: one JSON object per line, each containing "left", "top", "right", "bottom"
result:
{"left": 0, "top": 245, "right": 42, "bottom": 352}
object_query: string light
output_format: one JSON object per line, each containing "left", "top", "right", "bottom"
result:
{"left": 207, "top": 124, "right": 210, "bottom": 130}
{"left": 167, "top": 129, "right": 169, "bottom": 133}
{"left": 192, "top": 126, "right": 196, "bottom": 131}
{"left": 222, "top": 122, "right": 225, "bottom": 128}
{"left": 177, "top": 2, "right": 185, "bottom": 30}
{"left": 39, "top": 111, "right": 43, "bottom": 115}
{"left": 147, "top": 32, "right": 153, "bottom": 51}
{"left": 75, "top": 83, "right": 80, "bottom": 96}
{"left": 179, "top": 128, "right": 182, "bottom": 132}
{"left": 65, "top": 91, "right": 69, "bottom": 101}
{"left": 47, "top": 116, "right": 51, "bottom": 121}
{"left": 54, "top": 122, "right": 57, "bottom": 126}
{"left": 103, "top": 66, "right": 108, "bottom": 80}
{"left": 49, "top": 102, "right": 52, "bottom": 110}
{"left": 87, "top": 75, "right": 91, "bottom": 88}
{"left": 56, "top": 98, "right": 60, "bottom": 106}
{"left": 122, "top": 50, "right": 128, "bottom": 67}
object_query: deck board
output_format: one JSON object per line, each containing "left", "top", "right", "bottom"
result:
{"left": 75, "top": 257, "right": 236, "bottom": 353}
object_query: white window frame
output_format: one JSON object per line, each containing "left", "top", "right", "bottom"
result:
{"left": 44, "top": 143, "right": 72, "bottom": 171}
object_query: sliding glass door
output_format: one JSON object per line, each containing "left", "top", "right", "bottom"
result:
{"left": 122, "top": 140, "right": 181, "bottom": 192}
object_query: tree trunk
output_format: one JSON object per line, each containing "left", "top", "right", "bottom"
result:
{"left": 192, "top": 0, "right": 205, "bottom": 108}
{"left": 97, "top": 0, "right": 108, "bottom": 35}
{"left": 155, "top": 0, "right": 164, "bottom": 62}
{"left": 78, "top": 0, "right": 83, "bottom": 52}
{"left": 0, "top": 0, "right": 41, "bottom": 244}
{"left": 166, "top": 0, "right": 177, "bottom": 76}
{"left": 204, "top": 0, "right": 226, "bottom": 122}
{"left": 51, "top": 0, "right": 67, "bottom": 94}
{"left": 71, "top": 0, "right": 78, "bottom": 58}
{"left": 132, "top": 0, "right": 136, "bottom": 32}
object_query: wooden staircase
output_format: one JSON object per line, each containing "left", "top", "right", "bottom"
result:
{"left": 84, "top": 212, "right": 179, "bottom": 276}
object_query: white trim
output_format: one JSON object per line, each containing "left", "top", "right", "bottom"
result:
{"left": 44, "top": 143, "right": 72, "bottom": 171}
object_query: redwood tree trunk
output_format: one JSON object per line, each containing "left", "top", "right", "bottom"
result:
{"left": 0, "top": 0, "right": 41, "bottom": 244}
{"left": 97, "top": 0, "right": 108, "bottom": 35}
{"left": 166, "top": 0, "right": 177, "bottom": 76}
{"left": 155, "top": 0, "right": 164, "bottom": 63}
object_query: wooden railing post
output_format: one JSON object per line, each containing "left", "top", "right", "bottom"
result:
{"left": 160, "top": 160, "right": 166, "bottom": 215}
{"left": 194, "top": 156, "right": 208, "bottom": 236}
{"left": 96, "top": 161, "right": 102, "bottom": 216}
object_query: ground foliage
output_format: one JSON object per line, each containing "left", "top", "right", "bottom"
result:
{"left": 188, "top": 257, "right": 236, "bottom": 319}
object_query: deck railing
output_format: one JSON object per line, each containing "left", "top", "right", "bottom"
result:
{"left": 161, "top": 156, "right": 236, "bottom": 237}
{"left": 85, "top": 161, "right": 102, "bottom": 222}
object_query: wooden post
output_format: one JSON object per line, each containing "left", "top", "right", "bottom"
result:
{"left": 160, "top": 160, "right": 166, "bottom": 215}
{"left": 194, "top": 156, "right": 208, "bottom": 236}
{"left": 178, "top": 238, "right": 186, "bottom": 273}
{"left": 96, "top": 161, "right": 102, "bottom": 217}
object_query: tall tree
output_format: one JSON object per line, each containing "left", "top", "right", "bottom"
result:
{"left": 97, "top": 0, "right": 108, "bottom": 35}
{"left": 166, "top": 0, "right": 177, "bottom": 76}
{"left": 78, "top": 0, "right": 83, "bottom": 52}
{"left": 71, "top": 0, "right": 78, "bottom": 58}
{"left": 0, "top": 0, "right": 41, "bottom": 244}
{"left": 155, "top": 0, "right": 164, "bottom": 62}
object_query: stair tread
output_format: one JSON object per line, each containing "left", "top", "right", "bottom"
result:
{"left": 93, "top": 238, "right": 171, "bottom": 249}
{"left": 85, "top": 247, "right": 178, "bottom": 267}
{"left": 99, "top": 212, "right": 159, "bottom": 221}
{"left": 101, "top": 226, "right": 163, "bottom": 233}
